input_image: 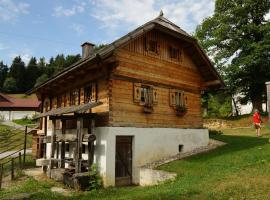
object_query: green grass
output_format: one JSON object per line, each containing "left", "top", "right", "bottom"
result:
{"left": 13, "top": 118, "right": 37, "bottom": 128}
{"left": 0, "top": 125, "right": 32, "bottom": 152}
{"left": 2, "top": 127, "right": 270, "bottom": 199}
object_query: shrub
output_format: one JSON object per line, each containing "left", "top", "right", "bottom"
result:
{"left": 209, "top": 129, "right": 223, "bottom": 136}
{"left": 88, "top": 164, "right": 103, "bottom": 191}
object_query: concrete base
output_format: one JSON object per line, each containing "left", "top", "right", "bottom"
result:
{"left": 94, "top": 127, "right": 209, "bottom": 187}
{"left": 139, "top": 168, "right": 176, "bottom": 186}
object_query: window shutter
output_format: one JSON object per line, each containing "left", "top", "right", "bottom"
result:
{"left": 148, "top": 87, "right": 153, "bottom": 106}
{"left": 153, "top": 87, "right": 158, "bottom": 105}
{"left": 169, "top": 89, "right": 176, "bottom": 106}
{"left": 91, "top": 83, "right": 96, "bottom": 102}
{"left": 133, "top": 83, "right": 141, "bottom": 102}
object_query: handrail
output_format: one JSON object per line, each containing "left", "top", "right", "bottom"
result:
{"left": 0, "top": 147, "right": 25, "bottom": 160}
{"left": 0, "top": 143, "right": 24, "bottom": 160}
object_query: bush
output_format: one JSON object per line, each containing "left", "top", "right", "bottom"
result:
{"left": 209, "top": 129, "right": 223, "bottom": 136}
{"left": 88, "top": 164, "right": 103, "bottom": 191}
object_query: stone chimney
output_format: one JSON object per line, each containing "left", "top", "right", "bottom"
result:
{"left": 81, "top": 42, "right": 95, "bottom": 59}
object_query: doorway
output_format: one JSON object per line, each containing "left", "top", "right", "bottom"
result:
{"left": 115, "top": 136, "right": 133, "bottom": 186}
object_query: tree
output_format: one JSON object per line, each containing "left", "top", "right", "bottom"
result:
{"left": 25, "top": 57, "right": 40, "bottom": 91}
{"left": 9, "top": 56, "right": 26, "bottom": 92}
{"left": 0, "top": 61, "right": 8, "bottom": 91}
{"left": 3, "top": 77, "right": 17, "bottom": 93}
{"left": 35, "top": 74, "right": 48, "bottom": 87}
{"left": 195, "top": 0, "right": 270, "bottom": 111}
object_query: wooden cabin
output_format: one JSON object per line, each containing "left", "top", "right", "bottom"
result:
{"left": 28, "top": 14, "right": 224, "bottom": 187}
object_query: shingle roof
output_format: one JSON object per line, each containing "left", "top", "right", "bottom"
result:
{"left": 27, "top": 15, "right": 224, "bottom": 95}
{"left": 0, "top": 93, "right": 40, "bottom": 109}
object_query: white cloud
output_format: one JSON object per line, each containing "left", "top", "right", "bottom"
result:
{"left": 70, "top": 23, "right": 84, "bottom": 35}
{"left": 53, "top": 2, "right": 86, "bottom": 17}
{"left": 0, "top": 0, "right": 29, "bottom": 22}
{"left": 9, "top": 48, "right": 33, "bottom": 64}
{"left": 91, "top": 0, "right": 215, "bottom": 33}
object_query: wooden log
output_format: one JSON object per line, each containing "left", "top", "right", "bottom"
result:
{"left": 88, "top": 120, "right": 96, "bottom": 170}
{"left": 61, "top": 120, "right": 66, "bottom": 168}
{"left": 75, "top": 117, "right": 83, "bottom": 173}
{"left": 49, "top": 119, "right": 56, "bottom": 177}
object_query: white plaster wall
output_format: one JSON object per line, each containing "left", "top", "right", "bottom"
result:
{"left": 95, "top": 127, "right": 209, "bottom": 187}
{"left": 44, "top": 127, "right": 209, "bottom": 187}
{"left": 0, "top": 111, "right": 37, "bottom": 121}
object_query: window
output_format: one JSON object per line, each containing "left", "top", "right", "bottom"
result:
{"left": 148, "top": 40, "right": 158, "bottom": 54}
{"left": 84, "top": 83, "right": 97, "bottom": 103}
{"left": 57, "top": 95, "right": 62, "bottom": 108}
{"left": 140, "top": 86, "right": 153, "bottom": 106}
{"left": 70, "top": 90, "right": 79, "bottom": 105}
{"left": 170, "top": 89, "right": 187, "bottom": 115}
{"left": 169, "top": 46, "right": 180, "bottom": 60}
{"left": 134, "top": 83, "right": 158, "bottom": 113}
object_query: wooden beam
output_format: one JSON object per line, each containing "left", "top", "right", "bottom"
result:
{"left": 205, "top": 80, "right": 221, "bottom": 87}
{"left": 60, "top": 120, "right": 66, "bottom": 168}
{"left": 75, "top": 117, "right": 83, "bottom": 173}
{"left": 49, "top": 119, "right": 56, "bottom": 177}
{"left": 88, "top": 119, "right": 96, "bottom": 170}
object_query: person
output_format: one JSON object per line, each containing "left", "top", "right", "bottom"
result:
{"left": 253, "top": 109, "right": 262, "bottom": 137}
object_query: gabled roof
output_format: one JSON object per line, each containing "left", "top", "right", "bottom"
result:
{"left": 0, "top": 93, "right": 40, "bottom": 109}
{"left": 27, "top": 14, "right": 224, "bottom": 95}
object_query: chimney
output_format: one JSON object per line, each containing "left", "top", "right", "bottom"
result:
{"left": 81, "top": 42, "right": 95, "bottom": 59}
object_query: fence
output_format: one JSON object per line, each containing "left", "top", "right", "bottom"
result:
{"left": 0, "top": 125, "right": 34, "bottom": 190}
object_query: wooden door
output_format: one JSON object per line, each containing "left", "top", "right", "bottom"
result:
{"left": 115, "top": 136, "right": 132, "bottom": 186}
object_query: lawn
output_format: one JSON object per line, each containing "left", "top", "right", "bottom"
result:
{"left": 12, "top": 118, "right": 38, "bottom": 128}
{"left": 1, "top": 127, "right": 270, "bottom": 199}
{"left": 0, "top": 125, "right": 32, "bottom": 152}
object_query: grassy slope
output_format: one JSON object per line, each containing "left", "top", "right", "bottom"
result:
{"left": 0, "top": 125, "right": 32, "bottom": 152}
{"left": 2, "top": 124, "right": 270, "bottom": 199}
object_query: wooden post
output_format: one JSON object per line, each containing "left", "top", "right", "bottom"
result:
{"left": 11, "top": 158, "right": 14, "bottom": 180}
{"left": 23, "top": 126, "right": 27, "bottom": 164}
{"left": 75, "top": 117, "right": 83, "bottom": 173}
{"left": 44, "top": 117, "right": 47, "bottom": 158}
{"left": 49, "top": 119, "right": 56, "bottom": 177}
{"left": 88, "top": 119, "right": 95, "bottom": 171}
{"left": 60, "top": 120, "right": 66, "bottom": 168}
{"left": 19, "top": 152, "right": 22, "bottom": 169}
{"left": 0, "top": 164, "right": 3, "bottom": 190}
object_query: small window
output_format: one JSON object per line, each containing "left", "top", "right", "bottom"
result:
{"left": 70, "top": 90, "right": 79, "bottom": 105}
{"left": 57, "top": 95, "right": 62, "bottom": 108}
{"left": 84, "top": 85, "right": 92, "bottom": 103}
{"left": 169, "top": 46, "right": 180, "bottom": 60}
{"left": 84, "top": 83, "right": 97, "bottom": 103}
{"left": 179, "top": 145, "right": 183, "bottom": 152}
{"left": 140, "top": 86, "right": 153, "bottom": 107}
{"left": 175, "top": 90, "right": 185, "bottom": 107}
{"left": 148, "top": 40, "right": 158, "bottom": 53}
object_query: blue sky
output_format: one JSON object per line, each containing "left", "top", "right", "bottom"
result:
{"left": 0, "top": 0, "right": 216, "bottom": 65}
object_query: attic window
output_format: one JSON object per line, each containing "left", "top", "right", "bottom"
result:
{"left": 169, "top": 46, "right": 180, "bottom": 60}
{"left": 148, "top": 40, "right": 158, "bottom": 53}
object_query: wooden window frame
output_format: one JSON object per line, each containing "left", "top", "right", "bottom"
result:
{"left": 70, "top": 90, "right": 79, "bottom": 106}
{"left": 84, "top": 83, "right": 97, "bottom": 104}
{"left": 170, "top": 89, "right": 187, "bottom": 116}
{"left": 134, "top": 83, "right": 158, "bottom": 113}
